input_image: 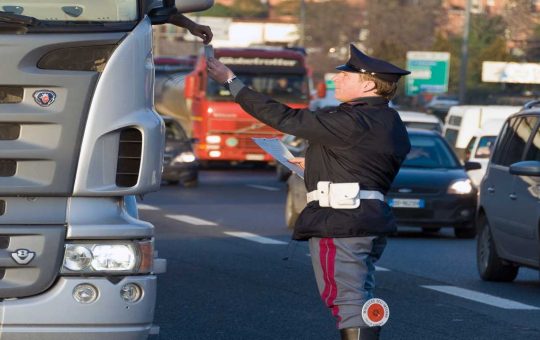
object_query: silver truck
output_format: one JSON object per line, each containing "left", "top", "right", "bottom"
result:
{"left": 0, "top": 0, "right": 212, "bottom": 338}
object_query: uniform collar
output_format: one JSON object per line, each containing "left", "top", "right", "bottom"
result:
{"left": 342, "top": 96, "right": 389, "bottom": 107}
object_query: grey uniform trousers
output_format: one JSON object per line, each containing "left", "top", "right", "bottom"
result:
{"left": 309, "top": 236, "right": 387, "bottom": 329}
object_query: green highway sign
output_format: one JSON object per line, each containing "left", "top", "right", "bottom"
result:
{"left": 406, "top": 51, "right": 450, "bottom": 96}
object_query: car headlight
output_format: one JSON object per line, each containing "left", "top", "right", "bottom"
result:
{"left": 172, "top": 151, "right": 196, "bottom": 163}
{"left": 62, "top": 241, "right": 153, "bottom": 274}
{"left": 447, "top": 179, "right": 473, "bottom": 195}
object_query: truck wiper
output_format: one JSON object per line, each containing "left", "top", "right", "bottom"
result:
{"left": 0, "top": 11, "right": 40, "bottom": 26}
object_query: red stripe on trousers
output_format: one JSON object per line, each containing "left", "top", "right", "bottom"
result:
{"left": 319, "top": 238, "right": 341, "bottom": 323}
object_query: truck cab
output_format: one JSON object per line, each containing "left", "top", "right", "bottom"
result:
{"left": 0, "top": 0, "right": 212, "bottom": 339}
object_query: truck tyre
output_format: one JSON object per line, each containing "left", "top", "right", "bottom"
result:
{"left": 476, "top": 216, "right": 518, "bottom": 282}
{"left": 285, "top": 189, "right": 298, "bottom": 229}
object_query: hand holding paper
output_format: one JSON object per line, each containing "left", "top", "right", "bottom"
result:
{"left": 252, "top": 138, "right": 305, "bottom": 179}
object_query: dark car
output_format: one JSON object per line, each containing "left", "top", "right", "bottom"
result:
{"left": 285, "top": 129, "right": 481, "bottom": 238}
{"left": 161, "top": 116, "right": 199, "bottom": 187}
{"left": 476, "top": 102, "right": 540, "bottom": 281}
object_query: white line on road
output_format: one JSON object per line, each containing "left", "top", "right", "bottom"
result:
{"left": 137, "top": 204, "right": 159, "bottom": 210}
{"left": 422, "top": 285, "right": 540, "bottom": 310}
{"left": 246, "top": 184, "right": 280, "bottom": 191}
{"left": 375, "top": 266, "right": 390, "bottom": 271}
{"left": 166, "top": 214, "right": 217, "bottom": 226}
{"left": 224, "top": 231, "right": 287, "bottom": 245}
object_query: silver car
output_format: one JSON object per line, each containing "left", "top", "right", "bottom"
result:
{"left": 477, "top": 101, "right": 540, "bottom": 281}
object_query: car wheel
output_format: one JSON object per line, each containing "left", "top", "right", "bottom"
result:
{"left": 454, "top": 222, "right": 476, "bottom": 239}
{"left": 183, "top": 179, "right": 198, "bottom": 188}
{"left": 476, "top": 216, "right": 518, "bottom": 282}
{"left": 168, "top": 180, "right": 180, "bottom": 185}
{"left": 285, "top": 189, "right": 299, "bottom": 229}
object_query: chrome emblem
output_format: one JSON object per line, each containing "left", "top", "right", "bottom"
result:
{"left": 398, "top": 188, "right": 413, "bottom": 193}
{"left": 11, "top": 249, "right": 35, "bottom": 265}
{"left": 33, "top": 90, "right": 56, "bottom": 107}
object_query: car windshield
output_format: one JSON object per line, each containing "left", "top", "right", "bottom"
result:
{"left": 207, "top": 73, "right": 309, "bottom": 103}
{"left": 403, "top": 134, "right": 460, "bottom": 169}
{"left": 0, "top": 0, "right": 138, "bottom": 23}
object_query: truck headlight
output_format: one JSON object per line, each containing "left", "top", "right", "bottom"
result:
{"left": 62, "top": 241, "right": 153, "bottom": 274}
{"left": 206, "top": 135, "right": 221, "bottom": 144}
{"left": 447, "top": 179, "right": 473, "bottom": 195}
{"left": 172, "top": 151, "right": 196, "bottom": 163}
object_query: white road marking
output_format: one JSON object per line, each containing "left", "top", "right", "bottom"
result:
{"left": 375, "top": 266, "right": 390, "bottom": 271}
{"left": 166, "top": 214, "right": 217, "bottom": 226}
{"left": 246, "top": 184, "right": 280, "bottom": 191}
{"left": 224, "top": 231, "right": 287, "bottom": 245}
{"left": 137, "top": 204, "right": 159, "bottom": 210}
{"left": 422, "top": 285, "right": 540, "bottom": 310}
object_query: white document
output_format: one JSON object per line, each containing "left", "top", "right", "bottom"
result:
{"left": 252, "top": 138, "right": 304, "bottom": 179}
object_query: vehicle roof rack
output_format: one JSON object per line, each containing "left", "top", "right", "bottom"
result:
{"left": 523, "top": 99, "right": 540, "bottom": 109}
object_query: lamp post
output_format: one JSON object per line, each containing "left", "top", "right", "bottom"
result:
{"left": 300, "top": 0, "right": 306, "bottom": 46}
{"left": 458, "top": 0, "right": 471, "bottom": 104}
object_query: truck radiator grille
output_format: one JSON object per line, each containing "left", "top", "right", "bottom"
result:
{"left": 116, "top": 128, "right": 142, "bottom": 187}
{"left": 0, "top": 123, "right": 20, "bottom": 140}
{"left": 0, "top": 226, "right": 65, "bottom": 298}
{"left": 0, "top": 160, "right": 16, "bottom": 177}
{"left": 0, "top": 86, "right": 23, "bottom": 104}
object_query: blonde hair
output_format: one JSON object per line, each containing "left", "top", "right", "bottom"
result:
{"left": 359, "top": 74, "right": 398, "bottom": 100}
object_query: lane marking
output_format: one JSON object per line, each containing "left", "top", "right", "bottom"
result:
{"left": 166, "top": 214, "right": 217, "bottom": 226}
{"left": 375, "top": 266, "right": 390, "bottom": 271}
{"left": 246, "top": 184, "right": 280, "bottom": 191}
{"left": 137, "top": 204, "right": 159, "bottom": 210}
{"left": 422, "top": 285, "right": 540, "bottom": 310}
{"left": 224, "top": 231, "right": 287, "bottom": 244}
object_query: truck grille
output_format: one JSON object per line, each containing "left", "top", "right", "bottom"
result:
{"left": 116, "top": 128, "right": 142, "bottom": 187}
{"left": 0, "top": 123, "right": 20, "bottom": 140}
{"left": 0, "top": 225, "right": 65, "bottom": 298}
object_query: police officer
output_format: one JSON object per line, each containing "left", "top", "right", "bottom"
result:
{"left": 207, "top": 44, "right": 411, "bottom": 340}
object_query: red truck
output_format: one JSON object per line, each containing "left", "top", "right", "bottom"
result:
{"left": 184, "top": 47, "right": 311, "bottom": 163}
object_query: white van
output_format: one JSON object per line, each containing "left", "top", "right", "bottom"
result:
{"left": 465, "top": 119, "right": 505, "bottom": 186}
{"left": 443, "top": 105, "right": 521, "bottom": 160}
{"left": 398, "top": 110, "right": 443, "bottom": 133}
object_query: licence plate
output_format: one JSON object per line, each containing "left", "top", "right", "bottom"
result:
{"left": 388, "top": 198, "right": 425, "bottom": 208}
{"left": 246, "top": 154, "right": 265, "bottom": 161}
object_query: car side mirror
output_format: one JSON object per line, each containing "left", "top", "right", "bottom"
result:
{"left": 147, "top": 0, "right": 214, "bottom": 25}
{"left": 509, "top": 161, "right": 540, "bottom": 177}
{"left": 464, "top": 161, "right": 481, "bottom": 171}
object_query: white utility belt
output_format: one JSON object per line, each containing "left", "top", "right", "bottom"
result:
{"left": 307, "top": 181, "right": 384, "bottom": 209}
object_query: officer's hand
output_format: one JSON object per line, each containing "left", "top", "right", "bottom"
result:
{"left": 187, "top": 23, "right": 213, "bottom": 45}
{"left": 207, "top": 58, "right": 235, "bottom": 84}
{"left": 288, "top": 157, "right": 305, "bottom": 170}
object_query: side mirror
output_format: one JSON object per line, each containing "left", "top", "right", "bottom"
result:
{"left": 184, "top": 74, "right": 195, "bottom": 98}
{"left": 147, "top": 0, "right": 214, "bottom": 25}
{"left": 175, "top": 0, "right": 214, "bottom": 13}
{"left": 509, "top": 161, "right": 540, "bottom": 177}
{"left": 316, "top": 82, "right": 326, "bottom": 99}
{"left": 464, "top": 161, "right": 482, "bottom": 171}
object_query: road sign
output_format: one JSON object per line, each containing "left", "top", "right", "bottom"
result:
{"left": 406, "top": 51, "right": 450, "bottom": 96}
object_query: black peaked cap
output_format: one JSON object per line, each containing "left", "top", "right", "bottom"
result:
{"left": 336, "top": 44, "right": 411, "bottom": 82}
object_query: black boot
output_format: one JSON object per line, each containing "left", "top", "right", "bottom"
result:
{"left": 340, "top": 327, "right": 381, "bottom": 340}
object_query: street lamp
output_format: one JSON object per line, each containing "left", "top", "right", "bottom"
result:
{"left": 459, "top": 0, "right": 471, "bottom": 104}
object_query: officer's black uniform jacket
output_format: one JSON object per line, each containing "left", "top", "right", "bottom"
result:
{"left": 235, "top": 87, "right": 411, "bottom": 240}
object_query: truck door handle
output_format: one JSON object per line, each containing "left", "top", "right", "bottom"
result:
{"left": 509, "top": 193, "right": 517, "bottom": 200}
{"left": 487, "top": 187, "right": 495, "bottom": 193}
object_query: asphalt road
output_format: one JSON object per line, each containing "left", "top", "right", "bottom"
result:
{"left": 141, "top": 169, "right": 540, "bottom": 340}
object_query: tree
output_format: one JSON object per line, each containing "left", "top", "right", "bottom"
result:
{"left": 231, "top": 0, "right": 268, "bottom": 18}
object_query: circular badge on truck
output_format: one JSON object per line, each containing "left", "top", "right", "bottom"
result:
{"left": 361, "top": 298, "right": 389, "bottom": 327}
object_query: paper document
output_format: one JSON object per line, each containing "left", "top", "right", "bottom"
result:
{"left": 252, "top": 138, "right": 304, "bottom": 179}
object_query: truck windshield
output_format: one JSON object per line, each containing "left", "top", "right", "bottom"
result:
{"left": 207, "top": 73, "right": 309, "bottom": 103}
{"left": 0, "top": 0, "right": 138, "bottom": 23}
